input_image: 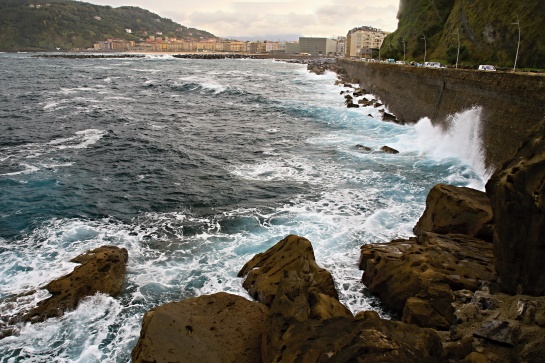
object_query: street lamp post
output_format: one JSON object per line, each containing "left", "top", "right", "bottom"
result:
{"left": 401, "top": 38, "right": 406, "bottom": 62}
{"left": 513, "top": 15, "right": 521, "bottom": 71}
{"left": 454, "top": 29, "right": 460, "bottom": 68}
{"left": 421, "top": 34, "right": 427, "bottom": 63}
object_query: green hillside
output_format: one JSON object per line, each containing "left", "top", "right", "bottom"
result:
{"left": 0, "top": 0, "right": 216, "bottom": 51}
{"left": 381, "top": 0, "right": 545, "bottom": 68}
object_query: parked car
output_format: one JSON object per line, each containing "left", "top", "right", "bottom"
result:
{"left": 424, "top": 62, "right": 441, "bottom": 68}
{"left": 478, "top": 65, "right": 497, "bottom": 71}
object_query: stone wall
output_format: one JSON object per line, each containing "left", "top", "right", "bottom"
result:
{"left": 338, "top": 60, "right": 545, "bottom": 171}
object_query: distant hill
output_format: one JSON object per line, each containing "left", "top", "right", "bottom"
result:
{"left": 0, "top": 0, "right": 217, "bottom": 51}
{"left": 381, "top": 0, "right": 544, "bottom": 68}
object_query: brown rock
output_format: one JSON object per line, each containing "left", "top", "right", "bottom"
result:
{"left": 448, "top": 289, "right": 545, "bottom": 362}
{"left": 382, "top": 111, "right": 398, "bottom": 123}
{"left": 271, "top": 316, "right": 444, "bottom": 363}
{"left": 474, "top": 320, "right": 518, "bottom": 346}
{"left": 485, "top": 121, "right": 545, "bottom": 296}
{"left": 355, "top": 310, "right": 381, "bottom": 320}
{"left": 239, "top": 235, "right": 351, "bottom": 362}
{"left": 358, "top": 99, "right": 373, "bottom": 106}
{"left": 380, "top": 145, "right": 399, "bottom": 154}
{"left": 22, "top": 246, "right": 128, "bottom": 323}
{"left": 238, "top": 235, "right": 339, "bottom": 307}
{"left": 414, "top": 184, "right": 493, "bottom": 242}
{"left": 131, "top": 292, "right": 268, "bottom": 363}
{"left": 355, "top": 144, "right": 372, "bottom": 151}
{"left": 461, "top": 352, "right": 489, "bottom": 363}
{"left": 361, "top": 232, "right": 496, "bottom": 330}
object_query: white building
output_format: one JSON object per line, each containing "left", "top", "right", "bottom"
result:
{"left": 346, "top": 26, "right": 389, "bottom": 58}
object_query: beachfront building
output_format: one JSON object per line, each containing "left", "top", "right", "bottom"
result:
{"left": 346, "top": 26, "right": 389, "bottom": 58}
{"left": 265, "top": 41, "right": 279, "bottom": 53}
{"left": 299, "top": 37, "right": 337, "bottom": 56}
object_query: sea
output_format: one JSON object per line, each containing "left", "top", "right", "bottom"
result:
{"left": 0, "top": 52, "right": 488, "bottom": 362}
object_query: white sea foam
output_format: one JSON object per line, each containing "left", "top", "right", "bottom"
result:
{"left": 0, "top": 57, "right": 491, "bottom": 361}
{"left": 1, "top": 163, "right": 40, "bottom": 176}
{"left": 0, "top": 130, "right": 106, "bottom": 177}
{"left": 393, "top": 106, "right": 489, "bottom": 187}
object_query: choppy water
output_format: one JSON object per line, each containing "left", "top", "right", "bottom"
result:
{"left": 0, "top": 53, "right": 487, "bottom": 362}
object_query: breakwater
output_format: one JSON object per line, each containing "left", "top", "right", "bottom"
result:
{"left": 339, "top": 60, "right": 545, "bottom": 171}
{"left": 32, "top": 54, "right": 145, "bottom": 59}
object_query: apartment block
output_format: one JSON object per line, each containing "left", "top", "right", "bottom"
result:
{"left": 346, "top": 26, "right": 389, "bottom": 58}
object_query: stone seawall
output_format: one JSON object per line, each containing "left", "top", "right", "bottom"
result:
{"left": 339, "top": 60, "right": 545, "bottom": 171}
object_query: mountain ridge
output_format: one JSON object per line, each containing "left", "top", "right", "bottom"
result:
{"left": 0, "top": 0, "right": 216, "bottom": 51}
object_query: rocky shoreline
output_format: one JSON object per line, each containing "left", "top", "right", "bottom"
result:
{"left": 2, "top": 61, "right": 544, "bottom": 362}
{"left": 130, "top": 62, "right": 545, "bottom": 362}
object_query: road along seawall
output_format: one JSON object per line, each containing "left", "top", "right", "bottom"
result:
{"left": 339, "top": 59, "right": 545, "bottom": 172}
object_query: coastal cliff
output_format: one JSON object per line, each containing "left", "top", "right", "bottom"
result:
{"left": 383, "top": 0, "right": 545, "bottom": 68}
{"left": 339, "top": 60, "right": 545, "bottom": 171}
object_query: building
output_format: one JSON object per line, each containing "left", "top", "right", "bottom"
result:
{"left": 93, "top": 39, "right": 135, "bottom": 51}
{"left": 298, "top": 37, "right": 337, "bottom": 57}
{"left": 346, "top": 26, "right": 389, "bottom": 58}
{"left": 285, "top": 42, "right": 300, "bottom": 54}
{"left": 336, "top": 36, "right": 347, "bottom": 57}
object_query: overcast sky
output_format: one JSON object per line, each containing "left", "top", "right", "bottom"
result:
{"left": 78, "top": 0, "right": 400, "bottom": 40}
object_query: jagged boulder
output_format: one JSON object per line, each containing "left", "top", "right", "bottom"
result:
{"left": 486, "top": 121, "right": 545, "bottom": 296}
{"left": 380, "top": 146, "right": 399, "bottom": 154}
{"left": 360, "top": 232, "right": 496, "bottom": 330}
{"left": 131, "top": 292, "right": 268, "bottom": 363}
{"left": 238, "top": 235, "right": 340, "bottom": 307}
{"left": 358, "top": 99, "right": 373, "bottom": 106}
{"left": 382, "top": 111, "right": 399, "bottom": 123}
{"left": 414, "top": 184, "right": 494, "bottom": 242}
{"left": 355, "top": 144, "right": 372, "bottom": 151}
{"left": 271, "top": 316, "right": 444, "bottom": 363}
{"left": 238, "top": 235, "right": 352, "bottom": 362}
{"left": 21, "top": 246, "right": 128, "bottom": 324}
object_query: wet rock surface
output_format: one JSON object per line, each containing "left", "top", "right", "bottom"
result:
{"left": 132, "top": 234, "right": 446, "bottom": 363}
{"left": 380, "top": 145, "right": 400, "bottom": 154}
{"left": 272, "top": 316, "right": 443, "bottom": 363}
{"left": 131, "top": 292, "right": 268, "bottom": 363}
{"left": 486, "top": 121, "right": 545, "bottom": 296}
{"left": 361, "top": 232, "right": 496, "bottom": 330}
{"left": 414, "top": 184, "right": 494, "bottom": 241}
{"left": 360, "top": 171, "right": 545, "bottom": 361}
{"left": 23, "top": 246, "right": 128, "bottom": 324}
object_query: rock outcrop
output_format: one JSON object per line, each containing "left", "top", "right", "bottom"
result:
{"left": 274, "top": 316, "right": 443, "bottom": 363}
{"left": 486, "top": 121, "right": 545, "bottom": 296}
{"left": 238, "top": 235, "right": 340, "bottom": 307}
{"left": 360, "top": 176, "right": 545, "bottom": 361}
{"left": 414, "top": 184, "right": 494, "bottom": 242}
{"left": 380, "top": 146, "right": 400, "bottom": 154}
{"left": 445, "top": 288, "right": 545, "bottom": 362}
{"left": 22, "top": 245, "right": 128, "bottom": 324}
{"left": 131, "top": 292, "right": 268, "bottom": 363}
{"left": 238, "top": 234, "right": 443, "bottom": 363}
{"left": 360, "top": 232, "right": 496, "bottom": 330}
{"left": 238, "top": 235, "right": 352, "bottom": 362}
